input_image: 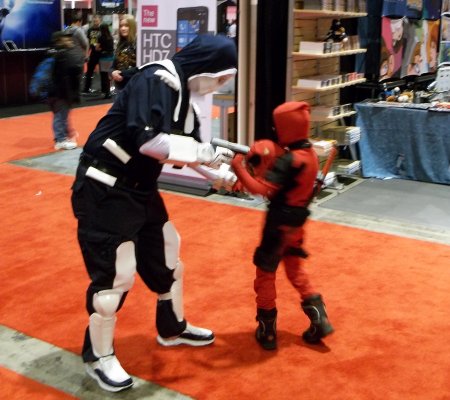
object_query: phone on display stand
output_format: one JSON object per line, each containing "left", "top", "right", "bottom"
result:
{"left": 176, "top": 6, "right": 208, "bottom": 52}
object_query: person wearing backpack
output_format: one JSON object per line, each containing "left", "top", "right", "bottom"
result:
{"left": 64, "top": 13, "right": 89, "bottom": 69}
{"left": 48, "top": 31, "right": 84, "bottom": 150}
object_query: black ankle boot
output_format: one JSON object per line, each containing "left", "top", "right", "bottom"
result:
{"left": 301, "top": 295, "right": 334, "bottom": 344}
{"left": 255, "top": 308, "right": 277, "bottom": 350}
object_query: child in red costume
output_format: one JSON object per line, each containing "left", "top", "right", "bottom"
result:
{"left": 231, "top": 101, "right": 334, "bottom": 350}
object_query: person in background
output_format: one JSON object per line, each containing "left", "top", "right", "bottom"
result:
{"left": 83, "top": 14, "right": 102, "bottom": 94}
{"left": 110, "top": 14, "right": 137, "bottom": 91}
{"left": 63, "top": 13, "right": 88, "bottom": 143}
{"left": 96, "top": 22, "right": 114, "bottom": 99}
{"left": 65, "top": 13, "right": 89, "bottom": 67}
{"left": 227, "top": 19, "right": 237, "bottom": 42}
{"left": 48, "top": 31, "right": 84, "bottom": 150}
{"left": 71, "top": 34, "right": 237, "bottom": 392}
{"left": 232, "top": 101, "right": 334, "bottom": 350}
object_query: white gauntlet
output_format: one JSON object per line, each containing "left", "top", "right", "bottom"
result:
{"left": 139, "top": 133, "right": 215, "bottom": 167}
{"left": 203, "top": 146, "right": 235, "bottom": 169}
{"left": 167, "top": 135, "right": 216, "bottom": 166}
{"left": 192, "top": 164, "right": 237, "bottom": 192}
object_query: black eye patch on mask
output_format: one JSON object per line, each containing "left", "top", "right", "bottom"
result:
{"left": 247, "top": 154, "right": 262, "bottom": 167}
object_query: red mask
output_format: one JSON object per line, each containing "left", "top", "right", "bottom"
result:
{"left": 273, "top": 101, "right": 311, "bottom": 146}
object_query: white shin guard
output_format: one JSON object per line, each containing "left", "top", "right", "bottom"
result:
{"left": 89, "top": 313, "right": 117, "bottom": 358}
{"left": 90, "top": 289, "right": 123, "bottom": 358}
{"left": 159, "top": 221, "right": 184, "bottom": 322}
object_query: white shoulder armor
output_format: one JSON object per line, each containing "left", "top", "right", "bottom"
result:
{"left": 154, "top": 69, "right": 181, "bottom": 91}
{"left": 139, "top": 59, "right": 182, "bottom": 122}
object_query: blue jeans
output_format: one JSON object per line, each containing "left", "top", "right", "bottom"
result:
{"left": 50, "top": 99, "right": 70, "bottom": 143}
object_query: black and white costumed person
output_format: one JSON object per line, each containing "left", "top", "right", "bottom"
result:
{"left": 71, "top": 34, "right": 237, "bottom": 392}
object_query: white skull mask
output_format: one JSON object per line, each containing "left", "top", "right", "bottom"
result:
{"left": 187, "top": 68, "right": 237, "bottom": 96}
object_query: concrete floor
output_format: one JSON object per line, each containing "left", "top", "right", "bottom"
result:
{"left": 2, "top": 115, "right": 450, "bottom": 398}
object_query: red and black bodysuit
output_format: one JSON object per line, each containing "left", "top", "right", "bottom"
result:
{"left": 232, "top": 102, "right": 319, "bottom": 310}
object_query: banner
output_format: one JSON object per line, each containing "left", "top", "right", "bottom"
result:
{"left": 382, "top": 0, "right": 424, "bottom": 19}
{"left": 137, "top": 0, "right": 214, "bottom": 65}
{"left": 405, "top": 0, "right": 423, "bottom": 19}
{"left": 440, "top": 15, "right": 450, "bottom": 64}
{"left": 95, "top": 0, "right": 125, "bottom": 14}
{"left": 383, "top": 0, "right": 407, "bottom": 17}
{"left": 136, "top": 0, "right": 217, "bottom": 191}
{"left": 422, "top": 0, "right": 441, "bottom": 20}
{"left": 0, "top": 0, "right": 62, "bottom": 50}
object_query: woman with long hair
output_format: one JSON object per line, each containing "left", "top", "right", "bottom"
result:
{"left": 110, "top": 14, "right": 137, "bottom": 91}
{"left": 96, "top": 22, "right": 114, "bottom": 98}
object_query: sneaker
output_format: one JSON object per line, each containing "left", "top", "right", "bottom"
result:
{"left": 85, "top": 355, "right": 133, "bottom": 392}
{"left": 54, "top": 140, "right": 77, "bottom": 150}
{"left": 68, "top": 130, "right": 79, "bottom": 143}
{"left": 81, "top": 89, "right": 96, "bottom": 95}
{"left": 156, "top": 322, "right": 215, "bottom": 347}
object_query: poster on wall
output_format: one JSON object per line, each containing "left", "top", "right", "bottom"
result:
{"left": 383, "top": 0, "right": 407, "bottom": 17}
{"left": 439, "top": 15, "right": 450, "bottom": 64}
{"left": 422, "top": 19, "right": 440, "bottom": 72}
{"left": 400, "top": 19, "right": 423, "bottom": 77}
{"left": 379, "top": 15, "right": 440, "bottom": 80}
{"left": 422, "top": 0, "right": 441, "bottom": 19}
{"left": 383, "top": 0, "right": 424, "bottom": 19}
{"left": 380, "top": 17, "right": 406, "bottom": 80}
{"left": 443, "top": 0, "right": 450, "bottom": 13}
{"left": 405, "top": 0, "right": 423, "bottom": 19}
{"left": 136, "top": 0, "right": 217, "bottom": 190}
{"left": 0, "top": 0, "right": 62, "bottom": 50}
{"left": 96, "top": 0, "right": 124, "bottom": 14}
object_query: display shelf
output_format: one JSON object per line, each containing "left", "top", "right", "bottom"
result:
{"left": 293, "top": 9, "right": 367, "bottom": 19}
{"left": 287, "top": 2, "right": 366, "bottom": 177}
{"left": 310, "top": 110, "right": 356, "bottom": 122}
{"left": 315, "top": 125, "right": 361, "bottom": 146}
{"left": 292, "top": 78, "right": 366, "bottom": 93}
{"left": 292, "top": 48, "right": 367, "bottom": 60}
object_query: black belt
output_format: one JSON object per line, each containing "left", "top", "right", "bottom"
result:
{"left": 79, "top": 153, "right": 155, "bottom": 191}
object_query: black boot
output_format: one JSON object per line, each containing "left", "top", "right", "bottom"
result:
{"left": 301, "top": 295, "right": 334, "bottom": 344}
{"left": 255, "top": 308, "right": 277, "bottom": 350}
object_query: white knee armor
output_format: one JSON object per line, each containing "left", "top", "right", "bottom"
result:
{"left": 89, "top": 241, "right": 137, "bottom": 358}
{"left": 90, "top": 289, "right": 123, "bottom": 358}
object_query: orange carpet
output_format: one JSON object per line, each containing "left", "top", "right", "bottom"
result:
{"left": 0, "top": 103, "right": 231, "bottom": 164}
{"left": 0, "top": 104, "right": 110, "bottom": 163}
{"left": 1, "top": 163, "right": 450, "bottom": 400}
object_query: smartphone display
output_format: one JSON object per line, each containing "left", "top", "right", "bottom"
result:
{"left": 176, "top": 6, "right": 208, "bottom": 52}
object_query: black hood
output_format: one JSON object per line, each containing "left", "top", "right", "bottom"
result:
{"left": 171, "top": 34, "right": 237, "bottom": 79}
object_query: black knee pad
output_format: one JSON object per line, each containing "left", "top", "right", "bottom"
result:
{"left": 285, "top": 246, "right": 309, "bottom": 258}
{"left": 156, "top": 299, "right": 187, "bottom": 338}
{"left": 253, "top": 246, "right": 281, "bottom": 272}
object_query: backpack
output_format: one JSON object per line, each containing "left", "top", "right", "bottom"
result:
{"left": 29, "top": 56, "right": 56, "bottom": 101}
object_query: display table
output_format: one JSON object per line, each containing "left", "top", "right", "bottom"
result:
{"left": 355, "top": 102, "right": 450, "bottom": 185}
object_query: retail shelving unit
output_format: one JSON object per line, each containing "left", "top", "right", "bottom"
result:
{"left": 287, "top": 1, "right": 367, "bottom": 182}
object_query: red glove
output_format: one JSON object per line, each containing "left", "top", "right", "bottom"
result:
{"left": 246, "top": 139, "right": 285, "bottom": 178}
{"left": 231, "top": 152, "right": 278, "bottom": 198}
